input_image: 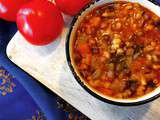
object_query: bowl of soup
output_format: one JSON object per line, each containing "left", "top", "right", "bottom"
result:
{"left": 66, "top": 0, "right": 160, "bottom": 105}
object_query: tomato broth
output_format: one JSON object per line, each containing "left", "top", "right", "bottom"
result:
{"left": 72, "top": 2, "right": 160, "bottom": 99}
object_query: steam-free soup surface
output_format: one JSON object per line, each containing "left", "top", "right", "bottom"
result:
{"left": 72, "top": 2, "right": 160, "bottom": 99}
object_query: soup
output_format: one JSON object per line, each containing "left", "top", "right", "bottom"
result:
{"left": 71, "top": 2, "right": 160, "bottom": 99}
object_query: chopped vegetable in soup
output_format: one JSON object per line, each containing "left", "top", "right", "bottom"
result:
{"left": 72, "top": 2, "right": 160, "bottom": 99}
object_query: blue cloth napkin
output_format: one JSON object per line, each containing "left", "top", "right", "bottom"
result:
{"left": 0, "top": 20, "right": 67, "bottom": 120}
{"left": 0, "top": 66, "right": 45, "bottom": 120}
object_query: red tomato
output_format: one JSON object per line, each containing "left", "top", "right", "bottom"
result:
{"left": 16, "top": 0, "right": 64, "bottom": 46}
{"left": 0, "top": 0, "right": 30, "bottom": 22}
{"left": 55, "top": 0, "right": 92, "bottom": 16}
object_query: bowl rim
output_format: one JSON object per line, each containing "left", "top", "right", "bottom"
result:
{"left": 65, "top": 0, "right": 160, "bottom": 106}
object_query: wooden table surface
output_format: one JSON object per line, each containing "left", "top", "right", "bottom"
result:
{"left": 6, "top": 0, "right": 160, "bottom": 119}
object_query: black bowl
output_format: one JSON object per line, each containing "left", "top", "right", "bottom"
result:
{"left": 65, "top": 0, "right": 160, "bottom": 106}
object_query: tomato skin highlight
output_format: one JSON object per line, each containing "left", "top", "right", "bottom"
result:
{"left": 0, "top": 0, "right": 30, "bottom": 22}
{"left": 16, "top": 0, "right": 64, "bottom": 46}
{"left": 55, "top": 0, "right": 92, "bottom": 16}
